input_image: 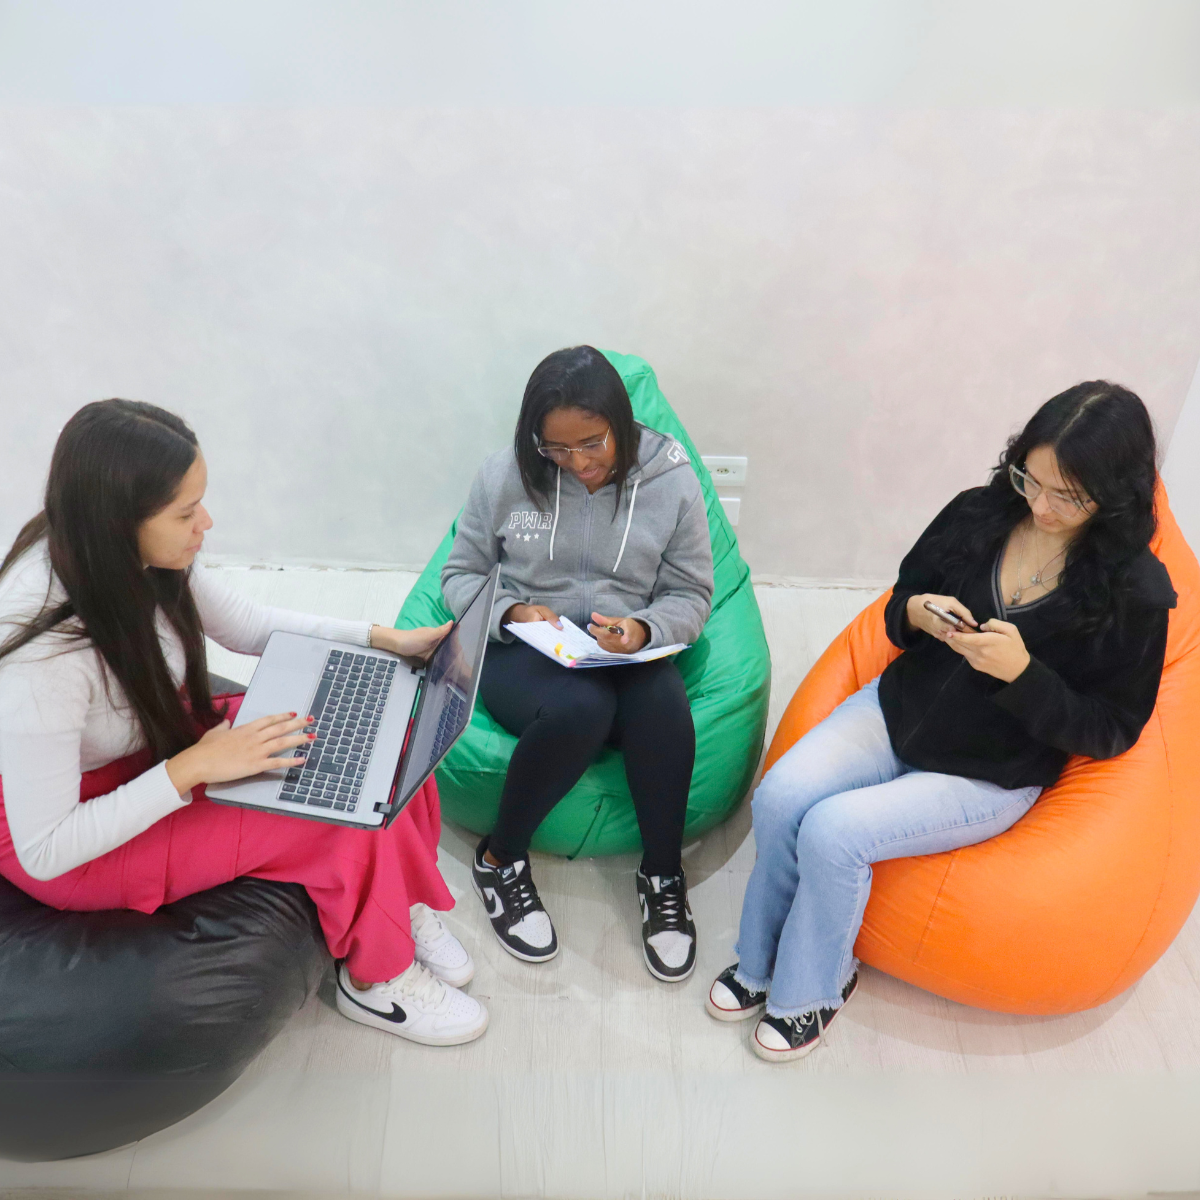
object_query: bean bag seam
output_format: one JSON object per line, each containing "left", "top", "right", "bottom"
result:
{"left": 1097, "top": 703, "right": 1175, "bottom": 1001}
{"left": 912, "top": 851, "right": 956, "bottom": 966}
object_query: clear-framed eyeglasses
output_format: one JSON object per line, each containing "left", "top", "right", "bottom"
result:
{"left": 1009, "top": 464, "right": 1093, "bottom": 518}
{"left": 536, "top": 428, "right": 611, "bottom": 465}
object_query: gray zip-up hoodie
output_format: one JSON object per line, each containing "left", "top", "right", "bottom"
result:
{"left": 443, "top": 426, "right": 714, "bottom": 649}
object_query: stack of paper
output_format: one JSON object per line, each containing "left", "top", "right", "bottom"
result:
{"left": 504, "top": 615, "right": 689, "bottom": 668}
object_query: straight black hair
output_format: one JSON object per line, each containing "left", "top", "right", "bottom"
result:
{"left": 930, "top": 380, "right": 1158, "bottom": 634}
{"left": 513, "top": 346, "right": 639, "bottom": 515}
{"left": 0, "top": 399, "right": 222, "bottom": 760}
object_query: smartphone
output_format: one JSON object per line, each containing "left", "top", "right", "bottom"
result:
{"left": 923, "top": 600, "right": 981, "bottom": 633}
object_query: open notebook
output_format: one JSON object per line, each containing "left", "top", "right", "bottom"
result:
{"left": 504, "top": 615, "right": 689, "bottom": 669}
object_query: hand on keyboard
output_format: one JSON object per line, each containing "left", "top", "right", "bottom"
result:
{"left": 167, "top": 711, "right": 311, "bottom": 796}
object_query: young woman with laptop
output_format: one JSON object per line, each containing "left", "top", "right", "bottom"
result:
{"left": 442, "top": 346, "right": 715, "bottom": 981}
{"left": 707, "top": 383, "right": 1176, "bottom": 1062}
{"left": 0, "top": 400, "right": 487, "bottom": 1047}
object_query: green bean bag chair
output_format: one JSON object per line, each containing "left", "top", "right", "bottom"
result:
{"left": 395, "top": 350, "right": 770, "bottom": 857}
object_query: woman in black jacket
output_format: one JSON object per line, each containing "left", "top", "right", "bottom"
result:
{"left": 707, "top": 382, "right": 1176, "bottom": 1063}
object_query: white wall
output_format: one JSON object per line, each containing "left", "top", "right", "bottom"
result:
{"left": 1164, "top": 359, "right": 1200, "bottom": 551}
{"left": 2, "top": 4, "right": 1199, "bottom": 580}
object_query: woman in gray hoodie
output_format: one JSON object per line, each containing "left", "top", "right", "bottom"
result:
{"left": 442, "top": 346, "right": 714, "bottom": 981}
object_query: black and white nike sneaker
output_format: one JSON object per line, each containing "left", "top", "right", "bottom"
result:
{"left": 706, "top": 964, "right": 767, "bottom": 1021}
{"left": 636, "top": 869, "right": 697, "bottom": 981}
{"left": 751, "top": 971, "right": 859, "bottom": 1063}
{"left": 335, "top": 961, "right": 488, "bottom": 1045}
{"left": 471, "top": 837, "right": 559, "bottom": 963}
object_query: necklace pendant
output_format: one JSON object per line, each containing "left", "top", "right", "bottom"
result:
{"left": 1011, "top": 588, "right": 1022, "bottom": 603}
{"left": 1030, "top": 571, "right": 1042, "bottom": 586}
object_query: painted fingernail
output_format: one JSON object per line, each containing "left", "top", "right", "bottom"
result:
{"left": 289, "top": 711, "right": 297, "bottom": 717}
{"left": 307, "top": 716, "right": 315, "bottom": 722}
{"left": 307, "top": 733, "right": 317, "bottom": 740}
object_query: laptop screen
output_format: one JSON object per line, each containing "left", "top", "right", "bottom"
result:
{"left": 386, "top": 566, "right": 497, "bottom": 818}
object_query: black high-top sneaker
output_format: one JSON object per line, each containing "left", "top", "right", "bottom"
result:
{"left": 471, "top": 836, "right": 559, "bottom": 963}
{"left": 706, "top": 964, "right": 767, "bottom": 1021}
{"left": 751, "top": 971, "right": 859, "bottom": 1062}
{"left": 636, "top": 868, "right": 697, "bottom": 981}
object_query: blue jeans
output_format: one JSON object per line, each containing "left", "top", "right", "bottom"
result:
{"left": 734, "top": 678, "right": 1041, "bottom": 1017}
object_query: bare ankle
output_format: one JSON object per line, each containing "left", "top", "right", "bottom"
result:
{"left": 349, "top": 972, "right": 371, "bottom": 991}
{"left": 483, "top": 848, "right": 502, "bottom": 867}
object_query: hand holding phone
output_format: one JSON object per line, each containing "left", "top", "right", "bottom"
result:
{"left": 923, "top": 600, "right": 980, "bottom": 632}
{"left": 907, "top": 594, "right": 985, "bottom": 640}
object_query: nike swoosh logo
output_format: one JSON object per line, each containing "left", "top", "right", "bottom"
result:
{"left": 338, "top": 977, "right": 407, "bottom": 1024}
{"left": 483, "top": 887, "right": 504, "bottom": 920}
{"left": 640, "top": 895, "right": 649, "bottom": 923}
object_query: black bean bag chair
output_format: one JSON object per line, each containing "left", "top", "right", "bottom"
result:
{"left": 0, "top": 677, "right": 328, "bottom": 1162}
{"left": 0, "top": 873, "right": 327, "bottom": 1161}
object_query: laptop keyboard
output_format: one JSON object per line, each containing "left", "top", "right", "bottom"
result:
{"left": 278, "top": 649, "right": 398, "bottom": 815}
{"left": 430, "top": 687, "right": 468, "bottom": 765}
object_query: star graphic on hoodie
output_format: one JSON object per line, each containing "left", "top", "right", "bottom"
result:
{"left": 523, "top": 533, "right": 531, "bottom": 542}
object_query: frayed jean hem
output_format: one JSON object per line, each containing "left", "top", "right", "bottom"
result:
{"left": 764, "top": 961, "right": 859, "bottom": 1019}
{"left": 733, "top": 966, "right": 771, "bottom": 994}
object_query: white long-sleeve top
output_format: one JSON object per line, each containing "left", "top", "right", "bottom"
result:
{"left": 0, "top": 544, "right": 371, "bottom": 882}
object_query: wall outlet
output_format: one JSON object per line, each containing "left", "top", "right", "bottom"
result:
{"left": 719, "top": 495, "right": 741, "bottom": 526}
{"left": 702, "top": 455, "right": 748, "bottom": 486}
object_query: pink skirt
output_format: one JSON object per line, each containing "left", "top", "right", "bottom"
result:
{"left": 0, "top": 694, "right": 455, "bottom": 983}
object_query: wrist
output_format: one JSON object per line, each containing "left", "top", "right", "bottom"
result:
{"left": 368, "top": 625, "right": 402, "bottom": 654}
{"left": 904, "top": 594, "right": 923, "bottom": 629}
{"left": 166, "top": 746, "right": 203, "bottom": 797}
{"left": 1005, "top": 651, "right": 1032, "bottom": 683}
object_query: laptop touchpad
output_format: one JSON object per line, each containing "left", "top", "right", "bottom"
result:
{"left": 239, "top": 668, "right": 319, "bottom": 724}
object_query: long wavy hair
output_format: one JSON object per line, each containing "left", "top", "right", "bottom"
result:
{"left": 0, "top": 400, "right": 222, "bottom": 760}
{"left": 513, "top": 346, "right": 639, "bottom": 516}
{"left": 927, "top": 380, "right": 1158, "bottom": 635}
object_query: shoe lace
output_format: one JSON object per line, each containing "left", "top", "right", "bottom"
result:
{"left": 410, "top": 902, "right": 447, "bottom": 944}
{"left": 784, "top": 1010, "right": 819, "bottom": 1036}
{"left": 645, "top": 874, "right": 689, "bottom": 936}
{"left": 386, "top": 961, "right": 447, "bottom": 1008}
{"left": 496, "top": 861, "right": 542, "bottom": 918}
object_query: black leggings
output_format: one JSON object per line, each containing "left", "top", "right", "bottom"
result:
{"left": 478, "top": 640, "right": 696, "bottom": 876}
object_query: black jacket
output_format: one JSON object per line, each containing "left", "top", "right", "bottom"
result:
{"left": 879, "top": 489, "right": 1176, "bottom": 789}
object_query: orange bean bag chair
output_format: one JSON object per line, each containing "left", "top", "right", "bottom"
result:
{"left": 765, "top": 486, "right": 1200, "bottom": 1014}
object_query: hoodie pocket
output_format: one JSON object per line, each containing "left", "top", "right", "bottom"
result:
{"left": 591, "top": 588, "right": 651, "bottom": 618}
{"left": 527, "top": 593, "right": 584, "bottom": 620}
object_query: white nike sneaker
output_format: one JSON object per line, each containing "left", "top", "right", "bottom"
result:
{"left": 410, "top": 903, "right": 475, "bottom": 987}
{"left": 335, "top": 961, "right": 488, "bottom": 1046}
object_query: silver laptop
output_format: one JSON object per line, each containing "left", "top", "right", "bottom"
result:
{"left": 208, "top": 566, "right": 498, "bottom": 829}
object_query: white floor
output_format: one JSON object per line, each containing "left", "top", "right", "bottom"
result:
{"left": 4, "top": 567, "right": 1200, "bottom": 1200}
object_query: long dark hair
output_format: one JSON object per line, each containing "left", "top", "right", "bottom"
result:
{"left": 0, "top": 400, "right": 221, "bottom": 760}
{"left": 513, "top": 346, "right": 639, "bottom": 515}
{"left": 930, "top": 380, "right": 1158, "bottom": 635}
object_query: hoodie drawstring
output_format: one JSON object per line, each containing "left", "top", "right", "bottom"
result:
{"left": 549, "top": 467, "right": 561, "bottom": 562}
{"left": 612, "top": 479, "right": 639, "bottom": 573}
